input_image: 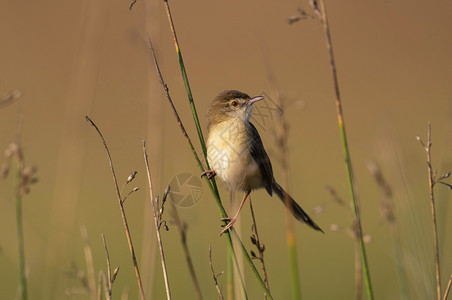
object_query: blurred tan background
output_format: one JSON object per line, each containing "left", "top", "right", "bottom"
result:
{"left": 1, "top": 0, "right": 451, "bottom": 299}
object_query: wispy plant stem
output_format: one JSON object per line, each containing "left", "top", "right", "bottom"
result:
{"left": 85, "top": 117, "right": 145, "bottom": 300}
{"left": 314, "top": 1, "right": 374, "bottom": 298}
{"left": 143, "top": 142, "right": 171, "bottom": 300}
{"left": 418, "top": 123, "right": 442, "bottom": 300}
{"left": 427, "top": 125, "right": 441, "bottom": 300}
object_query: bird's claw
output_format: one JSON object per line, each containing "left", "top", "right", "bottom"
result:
{"left": 220, "top": 217, "right": 235, "bottom": 236}
{"left": 201, "top": 170, "right": 217, "bottom": 180}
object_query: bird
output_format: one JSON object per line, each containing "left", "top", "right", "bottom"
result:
{"left": 202, "top": 90, "right": 323, "bottom": 235}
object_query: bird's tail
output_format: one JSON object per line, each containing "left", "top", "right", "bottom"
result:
{"left": 272, "top": 181, "right": 323, "bottom": 233}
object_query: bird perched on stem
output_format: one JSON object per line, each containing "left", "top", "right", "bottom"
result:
{"left": 202, "top": 90, "right": 323, "bottom": 235}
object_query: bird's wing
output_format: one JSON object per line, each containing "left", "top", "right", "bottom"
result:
{"left": 248, "top": 122, "right": 274, "bottom": 195}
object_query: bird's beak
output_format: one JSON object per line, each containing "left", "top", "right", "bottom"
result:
{"left": 246, "top": 96, "right": 264, "bottom": 106}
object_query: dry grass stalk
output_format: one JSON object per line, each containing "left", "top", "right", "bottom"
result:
{"left": 417, "top": 123, "right": 451, "bottom": 300}
{"left": 143, "top": 141, "right": 172, "bottom": 300}
{"left": 85, "top": 116, "right": 145, "bottom": 299}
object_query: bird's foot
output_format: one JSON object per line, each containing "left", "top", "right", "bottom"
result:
{"left": 201, "top": 169, "right": 217, "bottom": 180}
{"left": 220, "top": 217, "right": 236, "bottom": 235}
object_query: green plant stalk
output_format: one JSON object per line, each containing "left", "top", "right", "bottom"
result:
{"left": 14, "top": 157, "right": 28, "bottom": 300}
{"left": 158, "top": 2, "right": 274, "bottom": 298}
{"left": 317, "top": 1, "right": 374, "bottom": 299}
{"left": 287, "top": 228, "right": 301, "bottom": 300}
{"left": 339, "top": 124, "right": 373, "bottom": 300}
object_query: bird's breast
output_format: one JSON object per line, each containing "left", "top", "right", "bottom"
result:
{"left": 207, "top": 118, "right": 261, "bottom": 191}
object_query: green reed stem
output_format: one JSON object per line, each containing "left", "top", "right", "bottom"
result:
{"left": 316, "top": 1, "right": 374, "bottom": 299}
{"left": 288, "top": 233, "right": 301, "bottom": 299}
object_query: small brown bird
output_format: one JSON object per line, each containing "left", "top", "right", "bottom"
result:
{"left": 202, "top": 90, "right": 323, "bottom": 234}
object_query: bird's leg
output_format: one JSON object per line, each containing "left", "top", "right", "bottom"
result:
{"left": 201, "top": 169, "right": 217, "bottom": 180}
{"left": 220, "top": 190, "right": 251, "bottom": 235}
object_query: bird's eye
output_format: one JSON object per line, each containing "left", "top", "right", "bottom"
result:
{"left": 231, "top": 100, "right": 239, "bottom": 107}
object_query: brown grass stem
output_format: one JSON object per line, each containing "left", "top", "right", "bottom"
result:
{"left": 312, "top": 1, "right": 374, "bottom": 298}
{"left": 143, "top": 141, "right": 172, "bottom": 300}
{"left": 426, "top": 124, "right": 441, "bottom": 300}
{"left": 146, "top": 35, "right": 204, "bottom": 172}
{"left": 85, "top": 116, "right": 145, "bottom": 299}
{"left": 209, "top": 246, "right": 225, "bottom": 300}
{"left": 169, "top": 198, "right": 203, "bottom": 300}
{"left": 417, "top": 123, "right": 448, "bottom": 300}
